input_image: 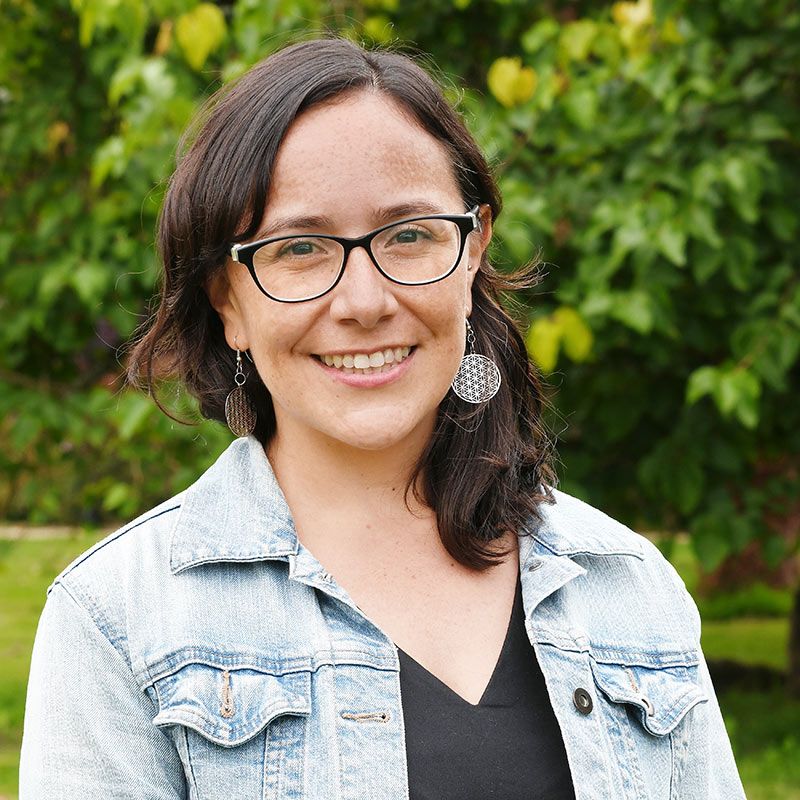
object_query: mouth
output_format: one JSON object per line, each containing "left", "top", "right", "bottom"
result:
{"left": 314, "top": 346, "right": 413, "bottom": 375}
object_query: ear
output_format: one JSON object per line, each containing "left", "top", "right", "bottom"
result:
{"left": 464, "top": 204, "right": 492, "bottom": 314}
{"left": 205, "top": 264, "right": 248, "bottom": 351}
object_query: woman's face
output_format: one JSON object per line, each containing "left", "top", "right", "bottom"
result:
{"left": 209, "top": 91, "right": 491, "bottom": 455}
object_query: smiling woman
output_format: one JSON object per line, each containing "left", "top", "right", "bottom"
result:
{"left": 20, "top": 38, "right": 745, "bottom": 800}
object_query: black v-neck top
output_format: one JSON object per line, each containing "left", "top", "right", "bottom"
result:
{"left": 397, "top": 579, "right": 575, "bottom": 799}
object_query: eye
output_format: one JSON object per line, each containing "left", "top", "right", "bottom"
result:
{"left": 278, "top": 239, "right": 318, "bottom": 257}
{"left": 389, "top": 226, "right": 433, "bottom": 245}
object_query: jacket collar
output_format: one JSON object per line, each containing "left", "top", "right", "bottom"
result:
{"left": 170, "top": 438, "right": 644, "bottom": 574}
{"left": 170, "top": 437, "right": 299, "bottom": 574}
{"left": 522, "top": 488, "right": 644, "bottom": 564}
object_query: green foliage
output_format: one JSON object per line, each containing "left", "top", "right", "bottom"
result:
{"left": 1, "top": 0, "right": 798, "bottom": 584}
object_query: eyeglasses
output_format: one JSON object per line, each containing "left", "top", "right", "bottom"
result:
{"left": 230, "top": 206, "right": 480, "bottom": 303}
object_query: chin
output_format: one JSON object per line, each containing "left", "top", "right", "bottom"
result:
{"left": 330, "top": 414, "right": 431, "bottom": 453}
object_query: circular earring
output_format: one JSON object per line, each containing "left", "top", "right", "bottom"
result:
{"left": 450, "top": 319, "right": 501, "bottom": 403}
{"left": 225, "top": 346, "right": 257, "bottom": 437}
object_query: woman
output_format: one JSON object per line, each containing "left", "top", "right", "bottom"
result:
{"left": 20, "top": 38, "right": 745, "bottom": 799}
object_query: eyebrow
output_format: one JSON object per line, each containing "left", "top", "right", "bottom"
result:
{"left": 254, "top": 201, "right": 454, "bottom": 240}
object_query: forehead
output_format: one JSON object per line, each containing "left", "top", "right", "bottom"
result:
{"left": 265, "top": 91, "right": 462, "bottom": 221}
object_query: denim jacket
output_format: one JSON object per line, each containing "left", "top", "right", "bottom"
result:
{"left": 20, "top": 436, "right": 745, "bottom": 799}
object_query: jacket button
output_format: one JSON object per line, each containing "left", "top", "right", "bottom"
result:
{"left": 573, "top": 688, "right": 593, "bottom": 715}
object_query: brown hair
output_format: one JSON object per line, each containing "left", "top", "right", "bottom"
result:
{"left": 128, "top": 37, "right": 554, "bottom": 569}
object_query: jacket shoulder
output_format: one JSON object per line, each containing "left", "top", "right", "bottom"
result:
{"left": 51, "top": 492, "right": 186, "bottom": 594}
{"left": 535, "top": 489, "right": 647, "bottom": 557}
{"left": 532, "top": 490, "right": 700, "bottom": 639}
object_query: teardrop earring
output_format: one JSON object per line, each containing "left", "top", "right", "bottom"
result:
{"left": 450, "top": 319, "right": 501, "bottom": 403}
{"left": 225, "top": 346, "right": 257, "bottom": 437}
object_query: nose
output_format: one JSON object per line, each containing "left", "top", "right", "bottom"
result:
{"left": 328, "top": 244, "right": 399, "bottom": 328}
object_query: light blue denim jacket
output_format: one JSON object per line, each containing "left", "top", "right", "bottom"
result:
{"left": 20, "top": 436, "right": 745, "bottom": 799}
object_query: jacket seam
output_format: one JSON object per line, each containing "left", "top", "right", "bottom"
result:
{"left": 55, "top": 503, "right": 181, "bottom": 584}
{"left": 49, "top": 581, "right": 138, "bottom": 684}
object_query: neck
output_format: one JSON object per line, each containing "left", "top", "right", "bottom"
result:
{"left": 266, "top": 418, "right": 434, "bottom": 529}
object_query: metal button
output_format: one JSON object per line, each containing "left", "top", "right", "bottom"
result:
{"left": 527, "top": 560, "right": 543, "bottom": 572}
{"left": 573, "top": 687, "right": 593, "bottom": 715}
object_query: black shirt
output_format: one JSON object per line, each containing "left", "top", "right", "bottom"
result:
{"left": 397, "top": 578, "right": 576, "bottom": 799}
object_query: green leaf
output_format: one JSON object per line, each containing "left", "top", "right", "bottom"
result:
{"left": 176, "top": 3, "right": 227, "bottom": 72}
{"left": 526, "top": 316, "right": 561, "bottom": 373}
{"left": 690, "top": 242, "right": 723, "bottom": 284}
{"left": 721, "top": 156, "right": 748, "bottom": 195}
{"left": 521, "top": 18, "right": 560, "bottom": 53}
{"left": 749, "top": 113, "right": 789, "bottom": 141}
{"left": 655, "top": 220, "right": 687, "bottom": 266}
{"left": 691, "top": 513, "right": 733, "bottom": 572}
{"left": 766, "top": 204, "right": 798, "bottom": 242}
{"left": 555, "top": 307, "right": 594, "bottom": 361}
{"left": 103, "top": 482, "right": 133, "bottom": 513}
{"left": 724, "top": 236, "right": 757, "bottom": 291}
{"left": 562, "top": 86, "right": 598, "bottom": 130}
{"left": 673, "top": 459, "right": 704, "bottom": 514}
{"left": 559, "top": 20, "right": 597, "bottom": 62}
{"left": 687, "top": 205, "right": 722, "bottom": 249}
{"left": 70, "top": 262, "right": 109, "bottom": 306}
{"left": 711, "top": 368, "right": 761, "bottom": 428}
{"left": 611, "top": 290, "right": 654, "bottom": 334}
{"left": 686, "top": 366, "right": 718, "bottom": 405}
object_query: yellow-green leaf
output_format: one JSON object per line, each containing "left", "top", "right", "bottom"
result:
{"left": 559, "top": 20, "right": 597, "bottom": 63}
{"left": 611, "top": 0, "right": 653, "bottom": 31}
{"left": 555, "top": 307, "right": 593, "bottom": 362}
{"left": 487, "top": 57, "right": 537, "bottom": 108}
{"left": 526, "top": 316, "right": 561, "bottom": 373}
{"left": 176, "top": 3, "right": 226, "bottom": 72}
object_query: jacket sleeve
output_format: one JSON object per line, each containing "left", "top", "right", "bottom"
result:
{"left": 19, "top": 583, "right": 186, "bottom": 800}
{"left": 669, "top": 562, "right": 748, "bottom": 800}
{"left": 683, "top": 649, "right": 748, "bottom": 800}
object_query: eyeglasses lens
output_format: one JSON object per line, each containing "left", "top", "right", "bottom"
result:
{"left": 251, "top": 218, "right": 462, "bottom": 301}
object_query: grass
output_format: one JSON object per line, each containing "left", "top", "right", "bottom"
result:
{"left": 703, "top": 617, "right": 789, "bottom": 672}
{"left": 0, "top": 529, "right": 797, "bottom": 799}
{"left": 722, "top": 687, "right": 800, "bottom": 800}
{"left": 0, "top": 530, "right": 108, "bottom": 799}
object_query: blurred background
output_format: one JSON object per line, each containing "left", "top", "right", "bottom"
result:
{"left": 1, "top": 0, "right": 798, "bottom": 797}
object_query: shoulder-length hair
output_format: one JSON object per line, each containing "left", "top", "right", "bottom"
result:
{"left": 128, "top": 37, "right": 554, "bottom": 570}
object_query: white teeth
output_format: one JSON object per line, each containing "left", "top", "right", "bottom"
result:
{"left": 319, "top": 346, "right": 412, "bottom": 374}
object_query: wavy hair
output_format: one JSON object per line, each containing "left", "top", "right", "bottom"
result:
{"left": 127, "top": 38, "right": 554, "bottom": 569}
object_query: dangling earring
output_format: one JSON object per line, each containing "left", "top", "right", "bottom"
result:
{"left": 225, "top": 347, "right": 257, "bottom": 437}
{"left": 450, "top": 319, "right": 501, "bottom": 403}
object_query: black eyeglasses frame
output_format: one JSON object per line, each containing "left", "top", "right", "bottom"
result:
{"left": 229, "top": 206, "right": 480, "bottom": 303}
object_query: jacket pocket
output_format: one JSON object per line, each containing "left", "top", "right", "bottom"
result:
{"left": 589, "top": 652, "right": 708, "bottom": 736}
{"left": 152, "top": 660, "right": 312, "bottom": 745}
{"left": 150, "top": 659, "right": 312, "bottom": 800}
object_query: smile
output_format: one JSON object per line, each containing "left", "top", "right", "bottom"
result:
{"left": 316, "top": 346, "right": 412, "bottom": 374}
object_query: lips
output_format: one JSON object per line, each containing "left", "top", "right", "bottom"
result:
{"left": 316, "top": 346, "right": 412, "bottom": 374}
